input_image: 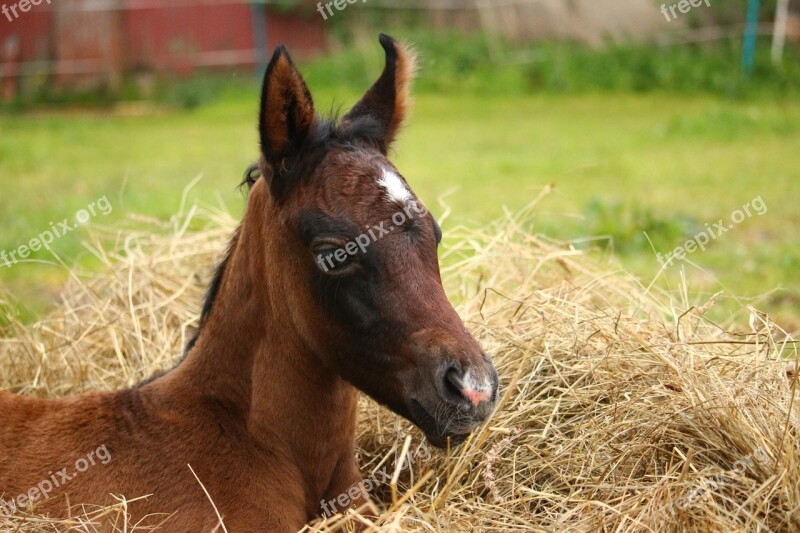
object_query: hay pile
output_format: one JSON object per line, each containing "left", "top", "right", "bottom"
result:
{"left": 1, "top": 201, "right": 798, "bottom": 532}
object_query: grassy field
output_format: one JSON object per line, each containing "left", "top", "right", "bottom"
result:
{"left": 1, "top": 85, "right": 798, "bottom": 326}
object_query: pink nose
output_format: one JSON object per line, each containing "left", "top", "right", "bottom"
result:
{"left": 461, "top": 387, "right": 490, "bottom": 407}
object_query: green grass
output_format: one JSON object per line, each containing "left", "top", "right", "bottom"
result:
{"left": 1, "top": 85, "right": 798, "bottom": 326}
{"left": 301, "top": 30, "right": 800, "bottom": 99}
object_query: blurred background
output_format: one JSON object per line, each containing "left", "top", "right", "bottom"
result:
{"left": 0, "top": 0, "right": 798, "bottom": 330}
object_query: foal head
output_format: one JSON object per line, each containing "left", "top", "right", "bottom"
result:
{"left": 247, "top": 35, "right": 498, "bottom": 447}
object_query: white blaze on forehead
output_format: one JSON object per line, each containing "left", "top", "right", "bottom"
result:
{"left": 377, "top": 168, "right": 412, "bottom": 204}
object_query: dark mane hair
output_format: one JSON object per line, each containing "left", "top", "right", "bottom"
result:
{"left": 184, "top": 228, "right": 240, "bottom": 353}
{"left": 137, "top": 229, "right": 239, "bottom": 387}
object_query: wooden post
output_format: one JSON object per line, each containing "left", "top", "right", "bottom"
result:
{"left": 108, "top": 0, "right": 126, "bottom": 93}
{"left": 1, "top": 35, "right": 21, "bottom": 101}
{"left": 251, "top": 1, "right": 269, "bottom": 77}
{"left": 771, "top": 0, "right": 790, "bottom": 65}
{"left": 474, "top": 0, "right": 502, "bottom": 64}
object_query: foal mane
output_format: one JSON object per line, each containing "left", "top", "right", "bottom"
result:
{"left": 136, "top": 228, "right": 239, "bottom": 387}
{"left": 183, "top": 228, "right": 240, "bottom": 353}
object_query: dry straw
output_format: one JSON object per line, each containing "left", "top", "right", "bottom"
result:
{"left": 1, "top": 198, "right": 798, "bottom": 532}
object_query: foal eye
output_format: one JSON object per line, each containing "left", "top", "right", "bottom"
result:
{"left": 313, "top": 242, "right": 358, "bottom": 275}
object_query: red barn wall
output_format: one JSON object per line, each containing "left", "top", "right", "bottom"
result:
{"left": 0, "top": 0, "right": 326, "bottom": 97}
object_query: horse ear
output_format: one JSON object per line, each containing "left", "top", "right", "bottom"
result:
{"left": 343, "top": 34, "right": 417, "bottom": 153}
{"left": 259, "top": 45, "right": 315, "bottom": 175}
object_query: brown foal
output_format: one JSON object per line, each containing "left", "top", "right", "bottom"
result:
{"left": 0, "top": 35, "right": 499, "bottom": 531}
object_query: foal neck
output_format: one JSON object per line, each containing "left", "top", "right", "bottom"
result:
{"left": 151, "top": 183, "right": 359, "bottom": 493}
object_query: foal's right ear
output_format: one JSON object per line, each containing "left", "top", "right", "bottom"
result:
{"left": 258, "top": 45, "right": 315, "bottom": 178}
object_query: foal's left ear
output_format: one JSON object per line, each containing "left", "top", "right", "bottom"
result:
{"left": 343, "top": 34, "right": 417, "bottom": 153}
{"left": 259, "top": 45, "right": 315, "bottom": 176}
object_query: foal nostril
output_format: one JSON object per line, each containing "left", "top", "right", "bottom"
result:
{"left": 443, "top": 366, "right": 467, "bottom": 404}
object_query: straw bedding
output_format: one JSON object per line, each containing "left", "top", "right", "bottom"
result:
{"left": 1, "top": 202, "right": 797, "bottom": 532}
